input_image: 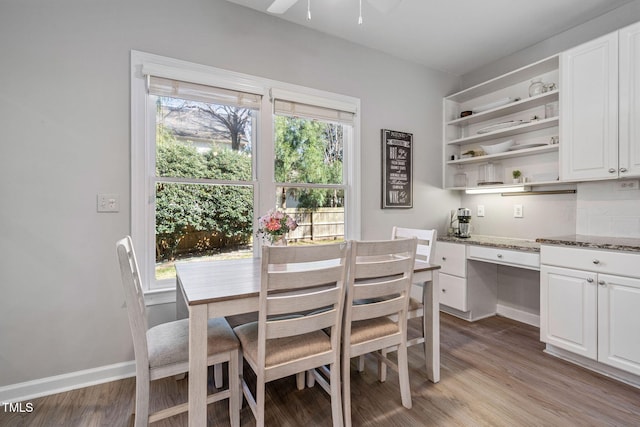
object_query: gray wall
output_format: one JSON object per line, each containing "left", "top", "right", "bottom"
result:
{"left": 0, "top": 0, "right": 459, "bottom": 389}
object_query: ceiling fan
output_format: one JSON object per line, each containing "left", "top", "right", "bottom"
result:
{"left": 267, "top": 0, "right": 402, "bottom": 15}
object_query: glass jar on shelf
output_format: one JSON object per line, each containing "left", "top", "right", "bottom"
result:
{"left": 454, "top": 166, "right": 468, "bottom": 187}
{"left": 528, "top": 78, "right": 544, "bottom": 97}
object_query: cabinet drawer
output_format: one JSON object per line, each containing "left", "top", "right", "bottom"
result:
{"left": 435, "top": 242, "right": 466, "bottom": 277}
{"left": 439, "top": 273, "right": 467, "bottom": 312}
{"left": 541, "top": 245, "right": 640, "bottom": 278}
{"left": 467, "top": 245, "right": 540, "bottom": 270}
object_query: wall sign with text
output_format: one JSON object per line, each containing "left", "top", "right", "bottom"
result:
{"left": 381, "top": 129, "right": 413, "bottom": 209}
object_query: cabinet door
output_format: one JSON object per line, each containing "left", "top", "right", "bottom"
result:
{"left": 560, "top": 32, "right": 619, "bottom": 181}
{"left": 598, "top": 274, "right": 640, "bottom": 376}
{"left": 434, "top": 242, "right": 466, "bottom": 277}
{"left": 619, "top": 22, "right": 640, "bottom": 177}
{"left": 540, "top": 265, "right": 597, "bottom": 359}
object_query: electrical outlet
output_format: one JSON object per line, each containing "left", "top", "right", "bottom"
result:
{"left": 477, "top": 205, "right": 485, "bottom": 217}
{"left": 513, "top": 204, "right": 523, "bottom": 218}
{"left": 616, "top": 180, "right": 639, "bottom": 191}
{"left": 97, "top": 193, "right": 119, "bottom": 213}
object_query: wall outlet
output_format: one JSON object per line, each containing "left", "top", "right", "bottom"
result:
{"left": 616, "top": 180, "right": 639, "bottom": 191}
{"left": 513, "top": 204, "right": 523, "bottom": 218}
{"left": 477, "top": 205, "right": 485, "bottom": 217}
{"left": 97, "top": 193, "right": 120, "bottom": 212}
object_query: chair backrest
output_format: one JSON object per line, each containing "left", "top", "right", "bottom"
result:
{"left": 343, "top": 238, "right": 417, "bottom": 345}
{"left": 116, "top": 236, "right": 149, "bottom": 366}
{"left": 258, "top": 242, "right": 350, "bottom": 366}
{"left": 391, "top": 226, "right": 437, "bottom": 263}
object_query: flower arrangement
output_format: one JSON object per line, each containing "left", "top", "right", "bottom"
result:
{"left": 257, "top": 209, "right": 298, "bottom": 244}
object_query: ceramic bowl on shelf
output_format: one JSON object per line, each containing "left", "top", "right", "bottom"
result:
{"left": 480, "top": 139, "right": 514, "bottom": 155}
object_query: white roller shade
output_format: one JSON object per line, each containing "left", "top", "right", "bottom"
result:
{"left": 271, "top": 88, "right": 357, "bottom": 125}
{"left": 148, "top": 76, "right": 261, "bottom": 110}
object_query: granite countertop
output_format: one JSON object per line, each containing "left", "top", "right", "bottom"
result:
{"left": 535, "top": 235, "right": 640, "bottom": 253}
{"left": 438, "top": 234, "right": 540, "bottom": 252}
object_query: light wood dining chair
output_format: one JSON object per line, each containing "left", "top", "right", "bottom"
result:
{"left": 233, "top": 242, "right": 350, "bottom": 427}
{"left": 342, "top": 238, "right": 418, "bottom": 427}
{"left": 386, "top": 226, "right": 438, "bottom": 378}
{"left": 116, "top": 236, "right": 240, "bottom": 427}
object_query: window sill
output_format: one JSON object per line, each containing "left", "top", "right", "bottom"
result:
{"left": 144, "top": 287, "right": 176, "bottom": 306}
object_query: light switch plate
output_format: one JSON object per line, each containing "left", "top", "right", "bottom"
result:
{"left": 97, "top": 193, "right": 119, "bottom": 212}
{"left": 513, "top": 204, "right": 523, "bottom": 218}
{"left": 477, "top": 205, "right": 485, "bottom": 217}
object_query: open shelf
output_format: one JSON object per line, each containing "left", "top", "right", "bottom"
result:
{"left": 447, "top": 144, "right": 559, "bottom": 165}
{"left": 447, "top": 117, "right": 559, "bottom": 146}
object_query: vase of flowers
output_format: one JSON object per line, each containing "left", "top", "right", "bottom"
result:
{"left": 257, "top": 209, "right": 298, "bottom": 246}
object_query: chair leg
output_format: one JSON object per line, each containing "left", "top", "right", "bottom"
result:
{"left": 357, "top": 355, "right": 365, "bottom": 372}
{"left": 134, "top": 375, "right": 150, "bottom": 427}
{"left": 329, "top": 362, "right": 344, "bottom": 427}
{"left": 296, "top": 372, "right": 306, "bottom": 390}
{"left": 306, "top": 369, "right": 316, "bottom": 387}
{"left": 214, "top": 363, "right": 223, "bottom": 389}
{"left": 378, "top": 348, "right": 388, "bottom": 382}
{"left": 342, "top": 354, "right": 352, "bottom": 427}
{"left": 256, "top": 373, "right": 266, "bottom": 427}
{"left": 397, "top": 344, "right": 412, "bottom": 409}
{"left": 228, "top": 351, "right": 241, "bottom": 427}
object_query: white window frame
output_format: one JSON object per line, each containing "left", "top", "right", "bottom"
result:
{"left": 131, "top": 50, "right": 361, "bottom": 302}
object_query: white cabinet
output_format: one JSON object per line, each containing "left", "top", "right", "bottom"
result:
{"left": 561, "top": 21, "right": 640, "bottom": 181}
{"left": 443, "top": 56, "right": 561, "bottom": 190}
{"left": 540, "top": 245, "right": 640, "bottom": 377}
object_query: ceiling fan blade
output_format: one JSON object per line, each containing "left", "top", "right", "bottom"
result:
{"left": 267, "top": 0, "right": 299, "bottom": 14}
{"left": 366, "top": 0, "right": 402, "bottom": 14}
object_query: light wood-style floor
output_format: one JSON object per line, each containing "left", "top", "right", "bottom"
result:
{"left": 2, "top": 313, "right": 640, "bottom": 426}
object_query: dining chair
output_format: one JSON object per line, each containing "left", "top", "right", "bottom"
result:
{"left": 342, "top": 237, "right": 418, "bottom": 427}
{"left": 233, "top": 242, "right": 350, "bottom": 427}
{"left": 116, "top": 236, "right": 240, "bottom": 427}
{"left": 382, "top": 226, "right": 438, "bottom": 379}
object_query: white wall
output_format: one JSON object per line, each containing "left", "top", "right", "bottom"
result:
{"left": 0, "top": 0, "right": 459, "bottom": 391}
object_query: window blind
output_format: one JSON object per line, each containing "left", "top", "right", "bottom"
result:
{"left": 273, "top": 99, "right": 355, "bottom": 125}
{"left": 148, "top": 76, "right": 261, "bottom": 110}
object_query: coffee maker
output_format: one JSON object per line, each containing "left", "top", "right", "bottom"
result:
{"left": 457, "top": 208, "right": 471, "bottom": 238}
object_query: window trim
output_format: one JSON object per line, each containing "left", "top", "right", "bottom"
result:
{"left": 131, "top": 50, "right": 361, "bottom": 294}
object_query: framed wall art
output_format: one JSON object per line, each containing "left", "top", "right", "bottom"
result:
{"left": 381, "top": 129, "right": 413, "bottom": 209}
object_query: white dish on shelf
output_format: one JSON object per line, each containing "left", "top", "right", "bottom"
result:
{"left": 507, "top": 142, "right": 549, "bottom": 151}
{"left": 480, "top": 139, "right": 514, "bottom": 154}
{"left": 477, "top": 120, "right": 523, "bottom": 134}
{"left": 472, "top": 97, "right": 514, "bottom": 113}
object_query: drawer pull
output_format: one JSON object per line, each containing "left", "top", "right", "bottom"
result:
{"left": 608, "top": 168, "right": 616, "bottom": 173}
{"left": 587, "top": 277, "right": 594, "bottom": 283}
{"left": 442, "top": 257, "right": 447, "bottom": 261}
{"left": 598, "top": 280, "right": 606, "bottom": 286}
{"left": 620, "top": 167, "right": 628, "bottom": 173}
{"left": 441, "top": 289, "right": 446, "bottom": 293}
{"left": 497, "top": 254, "right": 503, "bottom": 258}
{"left": 592, "top": 259, "right": 600, "bottom": 265}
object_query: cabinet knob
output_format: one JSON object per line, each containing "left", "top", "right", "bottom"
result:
{"left": 620, "top": 167, "right": 628, "bottom": 173}
{"left": 441, "top": 289, "right": 447, "bottom": 293}
{"left": 587, "top": 277, "right": 594, "bottom": 283}
{"left": 598, "top": 280, "right": 606, "bottom": 286}
{"left": 497, "top": 254, "right": 503, "bottom": 258}
{"left": 592, "top": 259, "right": 600, "bottom": 265}
{"left": 608, "top": 168, "right": 616, "bottom": 173}
{"left": 442, "top": 257, "right": 447, "bottom": 261}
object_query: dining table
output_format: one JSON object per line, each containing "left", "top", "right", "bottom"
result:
{"left": 176, "top": 256, "right": 441, "bottom": 426}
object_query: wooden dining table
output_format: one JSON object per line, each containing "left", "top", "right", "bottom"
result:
{"left": 176, "top": 257, "right": 441, "bottom": 426}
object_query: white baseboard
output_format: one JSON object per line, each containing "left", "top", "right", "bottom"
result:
{"left": 0, "top": 361, "right": 136, "bottom": 403}
{"left": 496, "top": 304, "right": 540, "bottom": 327}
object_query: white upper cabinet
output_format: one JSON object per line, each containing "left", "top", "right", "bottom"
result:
{"left": 619, "top": 22, "right": 640, "bottom": 177}
{"left": 561, "top": 21, "right": 640, "bottom": 181}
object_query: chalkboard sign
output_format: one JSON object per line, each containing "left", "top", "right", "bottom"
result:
{"left": 381, "top": 129, "right": 413, "bottom": 209}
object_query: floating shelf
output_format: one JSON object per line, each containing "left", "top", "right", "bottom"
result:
{"left": 447, "top": 117, "right": 559, "bottom": 146}
{"left": 447, "top": 144, "right": 559, "bottom": 165}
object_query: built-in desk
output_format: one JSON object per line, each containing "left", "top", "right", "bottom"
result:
{"left": 436, "top": 235, "right": 541, "bottom": 324}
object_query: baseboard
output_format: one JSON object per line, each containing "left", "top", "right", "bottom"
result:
{"left": 496, "top": 304, "right": 540, "bottom": 327}
{"left": 0, "top": 361, "right": 136, "bottom": 403}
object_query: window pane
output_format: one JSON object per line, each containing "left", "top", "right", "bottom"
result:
{"left": 274, "top": 116, "right": 343, "bottom": 184}
{"left": 276, "top": 186, "right": 344, "bottom": 244}
{"left": 155, "top": 182, "right": 253, "bottom": 280}
{"left": 155, "top": 95, "right": 255, "bottom": 181}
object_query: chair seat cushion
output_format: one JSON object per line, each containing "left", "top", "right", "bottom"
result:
{"left": 147, "top": 317, "right": 238, "bottom": 369}
{"left": 350, "top": 317, "right": 399, "bottom": 345}
{"left": 234, "top": 322, "right": 331, "bottom": 368}
{"left": 408, "top": 297, "right": 423, "bottom": 311}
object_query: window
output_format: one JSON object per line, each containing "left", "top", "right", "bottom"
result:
{"left": 131, "top": 51, "right": 360, "bottom": 295}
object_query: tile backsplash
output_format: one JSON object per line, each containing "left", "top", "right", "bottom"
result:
{"left": 576, "top": 181, "right": 640, "bottom": 238}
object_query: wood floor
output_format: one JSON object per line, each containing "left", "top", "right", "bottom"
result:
{"left": 2, "top": 313, "right": 640, "bottom": 426}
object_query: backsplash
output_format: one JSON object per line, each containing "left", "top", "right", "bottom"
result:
{"left": 577, "top": 181, "right": 640, "bottom": 238}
